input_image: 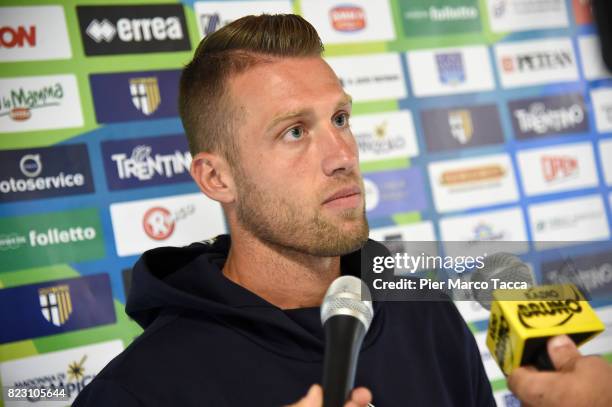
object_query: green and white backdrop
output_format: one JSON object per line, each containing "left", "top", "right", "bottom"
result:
{"left": 1, "top": 0, "right": 612, "bottom": 405}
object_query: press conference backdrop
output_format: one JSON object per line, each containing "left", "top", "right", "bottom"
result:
{"left": 1, "top": 0, "right": 611, "bottom": 405}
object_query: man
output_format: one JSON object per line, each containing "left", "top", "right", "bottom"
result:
{"left": 74, "top": 14, "right": 494, "bottom": 406}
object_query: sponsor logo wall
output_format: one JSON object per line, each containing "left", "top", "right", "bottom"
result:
{"left": 2, "top": 0, "right": 612, "bottom": 398}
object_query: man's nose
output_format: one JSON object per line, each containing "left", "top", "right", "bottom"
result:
{"left": 320, "top": 127, "right": 359, "bottom": 177}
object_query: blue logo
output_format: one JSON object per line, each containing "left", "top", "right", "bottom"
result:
{"left": 0, "top": 144, "right": 94, "bottom": 203}
{"left": 0, "top": 274, "right": 116, "bottom": 344}
{"left": 436, "top": 52, "right": 466, "bottom": 85}
{"left": 90, "top": 69, "right": 181, "bottom": 123}
{"left": 363, "top": 167, "right": 427, "bottom": 219}
{"left": 101, "top": 134, "right": 192, "bottom": 190}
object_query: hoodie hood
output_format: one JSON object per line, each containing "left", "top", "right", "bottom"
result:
{"left": 125, "top": 235, "right": 385, "bottom": 361}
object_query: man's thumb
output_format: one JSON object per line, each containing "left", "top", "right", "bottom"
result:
{"left": 547, "top": 335, "right": 580, "bottom": 371}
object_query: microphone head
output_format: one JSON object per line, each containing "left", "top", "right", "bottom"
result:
{"left": 321, "top": 276, "right": 374, "bottom": 331}
{"left": 470, "top": 252, "right": 536, "bottom": 310}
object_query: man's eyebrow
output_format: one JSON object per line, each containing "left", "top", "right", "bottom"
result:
{"left": 266, "top": 93, "right": 353, "bottom": 132}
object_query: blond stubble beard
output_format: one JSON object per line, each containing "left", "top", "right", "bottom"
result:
{"left": 233, "top": 164, "right": 370, "bottom": 257}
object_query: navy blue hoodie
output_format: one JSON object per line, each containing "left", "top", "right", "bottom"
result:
{"left": 73, "top": 235, "right": 495, "bottom": 406}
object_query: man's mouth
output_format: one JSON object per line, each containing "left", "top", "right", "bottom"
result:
{"left": 322, "top": 186, "right": 362, "bottom": 208}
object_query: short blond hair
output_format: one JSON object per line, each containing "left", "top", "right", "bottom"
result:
{"left": 178, "top": 14, "right": 324, "bottom": 161}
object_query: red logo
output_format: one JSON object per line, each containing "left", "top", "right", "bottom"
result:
{"left": 501, "top": 56, "right": 514, "bottom": 72}
{"left": 0, "top": 25, "right": 36, "bottom": 48}
{"left": 142, "top": 207, "right": 175, "bottom": 240}
{"left": 9, "top": 107, "right": 32, "bottom": 121}
{"left": 541, "top": 155, "right": 578, "bottom": 182}
{"left": 572, "top": 0, "right": 593, "bottom": 25}
{"left": 329, "top": 6, "right": 366, "bottom": 32}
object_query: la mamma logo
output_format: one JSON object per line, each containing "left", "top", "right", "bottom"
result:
{"left": 0, "top": 82, "right": 64, "bottom": 121}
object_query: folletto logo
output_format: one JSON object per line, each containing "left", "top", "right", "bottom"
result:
{"left": 76, "top": 4, "right": 190, "bottom": 56}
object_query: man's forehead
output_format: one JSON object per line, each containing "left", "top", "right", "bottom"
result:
{"left": 228, "top": 56, "right": 348, "bottom": 116}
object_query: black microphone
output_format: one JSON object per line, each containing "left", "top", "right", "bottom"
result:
{"left": 320, "top": 276, "right": 374, "bottom": 407}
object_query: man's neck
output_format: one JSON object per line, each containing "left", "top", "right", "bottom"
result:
{"left": 221, "top": 231, "right": 341, "bottom": 310}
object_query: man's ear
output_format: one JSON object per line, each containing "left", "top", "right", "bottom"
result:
{"left": 190, "top": 152, "right": 236, "bottom": 203}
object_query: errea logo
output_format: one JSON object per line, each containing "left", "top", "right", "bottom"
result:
{"left": 77, "top": 4, "right": 191, "bottom": 56}
{"left": 85, "top": 16, "right": 184, "bottom": 43}
{"left": 85, "top": 19, "right": 116, "bottom": 43}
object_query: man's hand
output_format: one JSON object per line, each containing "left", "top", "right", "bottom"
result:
{"left": 286, "top": 384, "right": 372, "bottom": 407}
{"left": 508, "top": 334, "right": 612, "bottom": 407}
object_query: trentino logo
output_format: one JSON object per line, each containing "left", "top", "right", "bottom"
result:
{"left": 509, "top": 93, "right": 588, "bottom": 139}
{"left": 76, "top": 4, "right": 190, "bottom": 56}
{"left": 90, "top": 69, "right": 180, "bottom": 123}
{"left": 0, "top": 144, "right": 94, "bottom": 203}
{"left": 101, "top": 134, "right": 191, "bottom": 190}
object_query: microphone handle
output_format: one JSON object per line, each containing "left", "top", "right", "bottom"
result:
{"left": 322, "top": 315, "right": 366, "bottom": 407}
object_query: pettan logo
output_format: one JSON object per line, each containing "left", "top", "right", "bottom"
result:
{"left": 517, "top": 286, "right": 583, "bottom": 328}
{"left": 502, "top": 50, "right": 573, "bottom": 73}
{"left": 39, "top": 284, "right": 72, "bottom": 327}
{"left": 435, "top": 52, "right": 465, "bottom": 85}
{"left": 440, "top": 165, "right": 505, "bottom": 185}
{"left": 541, "top": 155, "right": 578, "bottom": 182}
{"left": 129, "top": 77, "right": 160, "bottom": 115}
{"left": 142, "top": 204, "right": 195, "bottom": 240}
{"left": 329, "top": 5, "right": 366, "bottom": 32}
{"left": 0, "top": 25, "right": 36, "bottom": 48}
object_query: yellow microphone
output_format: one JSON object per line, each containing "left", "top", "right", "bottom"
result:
{"left": 470, "top": 254, "right": 605, "bottom": 376}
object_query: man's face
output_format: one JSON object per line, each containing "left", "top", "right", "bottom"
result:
{"left": 228, "top": 56, "right": 369, "bottom": 257}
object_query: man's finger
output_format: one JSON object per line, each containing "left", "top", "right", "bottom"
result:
{"left": 347, "top": 387, "right": 372, "bottom": 406}
{"left": 547, "top": 335, "right": 580, "bottom": 371}
{"left": 508, "top": 367, "right": 560, "bottom": 406}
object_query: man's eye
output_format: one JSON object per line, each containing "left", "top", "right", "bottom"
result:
{"left": 334, "top": 113, "right": 349, "bottom": 127}
{"left": 283, "top": 127, "right": 304, "bottom": 141}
